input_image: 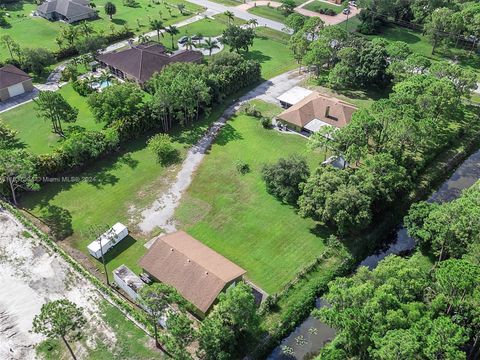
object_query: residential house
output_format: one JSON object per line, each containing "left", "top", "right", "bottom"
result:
{"left": 37, "top": 0, "right": 97, "bottom": 23}
{"left": 0, "top": 65, "right": 34, "bottom": 102}
{"left": 277, "top": 91, "right": 357, "bottom": 133}
{"left": 139, "top": 231, "right": 246, "bottom": 314}
{"left": 96, "top": 43, "right": 203, "bottom": 86}
{"left": 277, "top": 86, "right": 313, "bottom": 108}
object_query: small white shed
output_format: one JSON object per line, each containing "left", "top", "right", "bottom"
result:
{"left": 87, "top": 223, "right": 128, "bottom": 259}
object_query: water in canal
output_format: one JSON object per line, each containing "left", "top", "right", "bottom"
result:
{"left": 267, "top": 149, "right": 480, "bottom": 360}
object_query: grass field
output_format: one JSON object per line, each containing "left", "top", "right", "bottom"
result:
{"left": 175, "top": 101, "right": 328, "bottom": 293}
{"left": 303, "top": 0, "right": 343, "bottom": 14}
{"left": 1, "top": 0, "right": 202, "bottom": 61}
{"left": 0, "top": 84, "right": 103, "bottom": 154}
{"left": 159, "top": 15, "right": 296, "bottom": 79}
{"left": 247, "top": 6, "right": 287, "bottom": 23}
{"left": 19, "top": 97, "right": 234, "bottom": 276}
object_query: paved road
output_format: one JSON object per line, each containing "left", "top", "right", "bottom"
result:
{"left": 138, "top": 69, "right": 306, "bottom": 234}
{"left": 102, "top": 10, "right": 219, "bottom": 53}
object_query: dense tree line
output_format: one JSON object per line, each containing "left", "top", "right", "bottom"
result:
{"left": 314, "top": 255, "right": 480, "bottom": 359}
{"left": 405, "top": 182, "right": 480, "bottom": 263}
{"left": 313, "top": 180, "right": 480, "bottom": 359}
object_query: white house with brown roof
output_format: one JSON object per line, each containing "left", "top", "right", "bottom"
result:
{"left": 139, "top": 231, "right": 246, "bottom": 314}
{"left": 277, "top": 92, "right": 357, "bottom": 133}
{"left": 0, "top": 65, "right": 34, "bottom": 102}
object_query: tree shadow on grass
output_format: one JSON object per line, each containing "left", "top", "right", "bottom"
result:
{"left": 243, "top": 50, "right": 271, "bottom": 65}
{"left": 215, "top": 123, "right": 243, "bottom": 146}
{"left": 103, "top": 235, "right": 137, "bottom": 264}
{"left": 117, "top": 152, "right": 139, "bottom": 169}
{"left": 38, "top": 204, "right": 73, "bottom": 240}
{"left": 379, "top": 25, "right": 422, "bottom": 45}
{"left": 112, "top": 18, "right": 127, "bottom": 26}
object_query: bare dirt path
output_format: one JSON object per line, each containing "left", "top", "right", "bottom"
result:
{"left": 138, "top": 69, "right": 307, "bottom": 235}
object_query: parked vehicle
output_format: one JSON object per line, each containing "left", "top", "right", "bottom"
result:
{"left": 178, "top": 36, "right": 189, "bottom": 44}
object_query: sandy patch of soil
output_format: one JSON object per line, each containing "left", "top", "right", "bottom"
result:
{"left": 0, "top": 210, "right": 116, "bottom": 360}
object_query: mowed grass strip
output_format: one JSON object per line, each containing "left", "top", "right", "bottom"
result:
{"left": 303, "top": 0, "right": 343, "bottom": 14}
{"left": 247, "top": 6, "right": 287, "bottom": 23}
{"left": 162, "top": 15, "right": 296, "bottom": 79}
{"left": 1, "top": 0, "right": 202, "bottom": 60}
{"left": 0, "top": 84, "right": 103, "bottom": 154}
{"left": 175, "top": 102, "right": 327, "bottom": 294}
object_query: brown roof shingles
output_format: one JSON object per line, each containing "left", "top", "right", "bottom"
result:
{"left": 97, "top": 45, "right": 203, "bottom": 84}
{"left": 0, "top": 65, "right": 31, "bottom": 89}
{"left": 138, "top": 231, "right": 246, "bottom": 313}
{"left": 278, "top": 92, "right": 357, "bottom": 129}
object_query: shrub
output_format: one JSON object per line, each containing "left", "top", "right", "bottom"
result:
{"left": 261, "top": 117, "right": 271, "bottom": 129}
{"left": 235, "top": 160, "right": 250, "bottom": 174}
{"left": 72, "top": 80, "right": 94, "bottom": 97}
{"left": 262, "top": 155, "right": 310, "bottom": 204}
{"left": 147, "top": 133, "right": 180, "bottom": 165}
{"left": 242, "top": 103, "right": 262, "bottom": 118}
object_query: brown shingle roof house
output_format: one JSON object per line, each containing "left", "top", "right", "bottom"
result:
{"left": 0, "top": 65, "right": 34, "bottom": 102}
{"left": 277, "top": 92, "right": 357, "bottom": 133}
{"left": 139, "top": 231, "right": 246, "bottom": 313}
{"left": 97, "top": 43, "right": 203, "bottom": 85}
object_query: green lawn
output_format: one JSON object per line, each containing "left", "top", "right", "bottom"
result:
{"left": 175, "top": 101, "right": 328, "bottom": 294}
{"left": 247, "top": 6, "right": 287, "bottom": 23}
{"left": 0, "top": 84, "right": 103, "bottom": 154}
{"left": 303, "top": 0, "right": 343, "bottom": 14}
{"left": 1, "top": 0, "right": 202, "bottom": 61}
{"left": 158, "top": 15, "right": 296, "bottom": 79}
{"left": 19, "top": 99, "right": 232, "bottom": 276}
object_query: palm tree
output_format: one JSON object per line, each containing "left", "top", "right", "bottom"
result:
{"left": 104, "top": 1, "right": 116, "bottom": 20}
{"left": 1, "top": 35, "right": 17, "bottom": 60}
{"left": 137, "top": 34, "right": 150, "bottom": 44}
{"left": 202, "top": 37, "right": 219, "bottom": 56}
{"left": 224, "top": 10, "right": 234, "bottom": 24}
{"left": 248, "top": 18, "right": 258, "bottom": 28}
{"left": 165, "top": 25, "right": 179, "bottom": 49}
{"left": 183, "top": 36, "right": 195, "bottom": 50}
{"left": 177, "top": 3, "right": 185, "bottom": 15}
{"left": 149, "top": 19, "right": 164, "bottom": 42}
